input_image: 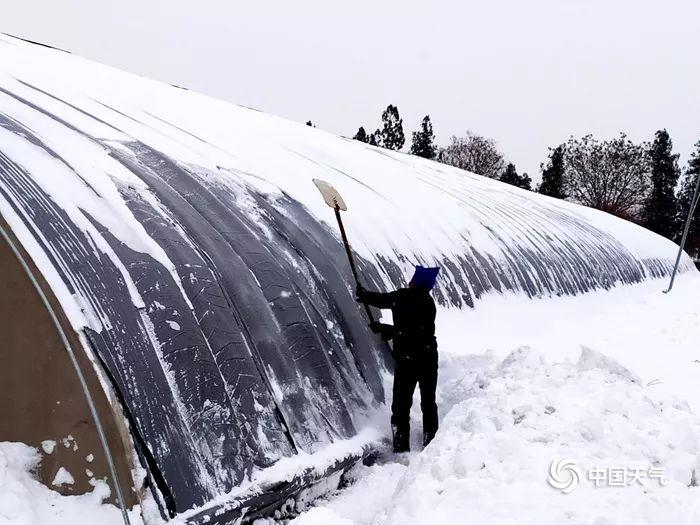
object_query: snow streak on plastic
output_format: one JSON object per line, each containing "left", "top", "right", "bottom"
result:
{"left": 0, "top": 35, "right": 692, "bottom": 513}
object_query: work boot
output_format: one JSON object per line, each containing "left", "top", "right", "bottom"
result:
{"left": 392, "top": 423, "right": 410, "bottom": 453}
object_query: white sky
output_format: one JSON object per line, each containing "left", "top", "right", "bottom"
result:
{"left": 4, "top": 0, "right": 700, "bottom": 181}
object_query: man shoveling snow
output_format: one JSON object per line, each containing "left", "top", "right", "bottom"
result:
{"left": 356, "top": 265, "right": 441, "bottom": 453}
{"left": 312, "top": 179, "right": 443, "bottom": 454}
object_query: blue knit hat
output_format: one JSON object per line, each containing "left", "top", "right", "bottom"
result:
{"left": 409, "top": 265, "right": 440, "bottom": 291}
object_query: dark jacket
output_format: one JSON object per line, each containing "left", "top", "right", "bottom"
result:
{"left": 359, "top": 287, "right": 437, "bottom": 359}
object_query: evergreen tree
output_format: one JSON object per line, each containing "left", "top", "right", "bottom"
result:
{"left": 368, "top": 131, "right": 379, "bottom": 147}
{"left": 499, "top": 163, "right": 532, "bottom": 190}
{"left": 538, "top": 145, "right": 567, "bottom": 199}
{"left": 353, "top": 126, "right": 369, "bottom": 143}
{"left": 676, "top": 140, "right": 700, "bottom": 258}
{"left": 306, "top": 120, "right": 315, "bottom": 127}
{"left": 409, "top": 115, "right": 437, "bottom": 159}
{"left": 500, "top": 163, "right": 518, "bottom": 185}
{"left": 641, "top": 129, "right": 680, "bottom": 238}
{"left": 377, "top": 104, "right": 405, "bottom": 150}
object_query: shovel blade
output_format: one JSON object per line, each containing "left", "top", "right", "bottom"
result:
{"left": 313, "top": 179, "right": 347, "bottom": 211}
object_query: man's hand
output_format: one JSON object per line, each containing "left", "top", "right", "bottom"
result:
{"left": 369, "top": 321, "right": 395, "bottom": 341}
{"left": 355, "top": 285, "right": 368, "bottom": 303}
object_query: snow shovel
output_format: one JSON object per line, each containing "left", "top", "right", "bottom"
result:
{"left": 313, "top": 179, "right": 376, "bottom": 324}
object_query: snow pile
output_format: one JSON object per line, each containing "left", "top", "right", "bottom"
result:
{"left": 390, "top": 348, "right": 700, "bottom": 524}
{"left": 435, "top": 273, "right": 700, "bottom": 412}
{"left": 168, "top": 427, "right": 382, "bottom": 524}
{"left": 0, "top": 442, "right": 141, "bottom": 525}
{"left": 291, "top": 347, "right": 700, "bottom": 525}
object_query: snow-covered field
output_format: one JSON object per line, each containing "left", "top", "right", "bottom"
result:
{"left": 288, "top": 274, "right": 700, "bottom": 525}
{"left": 4, "top": 274, "right": 700, "bottom": 525}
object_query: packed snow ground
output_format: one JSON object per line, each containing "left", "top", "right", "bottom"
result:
{"left": 3, "top": 274, "right": 700, "bottom": 525}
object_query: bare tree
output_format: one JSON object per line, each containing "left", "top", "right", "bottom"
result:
{"left": 437, "top": 132, "right": 506, "bottom": 179}
{"left": 563, "top": 133, "right": 651, "bottom": 221}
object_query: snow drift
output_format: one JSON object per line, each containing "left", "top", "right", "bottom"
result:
{"left": 0, "top": 34, "right": 693, "bottom": 520}
{"left": 291, "top": 346, "right": 700, "bottom": 525}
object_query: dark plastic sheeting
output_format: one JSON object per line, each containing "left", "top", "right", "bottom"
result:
{"left": 0, "top": 125, "right": 390, "bottom": 514}
{"left": 0, "top": 80, "right": 683, "bottom": 516}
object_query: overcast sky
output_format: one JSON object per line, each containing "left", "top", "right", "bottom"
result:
{"left": 4, "top": 0, "right": 700, "bottom": 181}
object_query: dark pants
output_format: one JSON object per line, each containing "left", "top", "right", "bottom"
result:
{"left": 390, "top": 350, "right": 438, "bottom": 452}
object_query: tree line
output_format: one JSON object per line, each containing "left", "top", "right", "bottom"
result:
{"left": 338, "top": 104, "right": 700, "bottom": 258}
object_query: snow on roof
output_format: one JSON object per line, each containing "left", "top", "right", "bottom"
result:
{"left": 0, "top": 33, "right": 693, "bottom": 516}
